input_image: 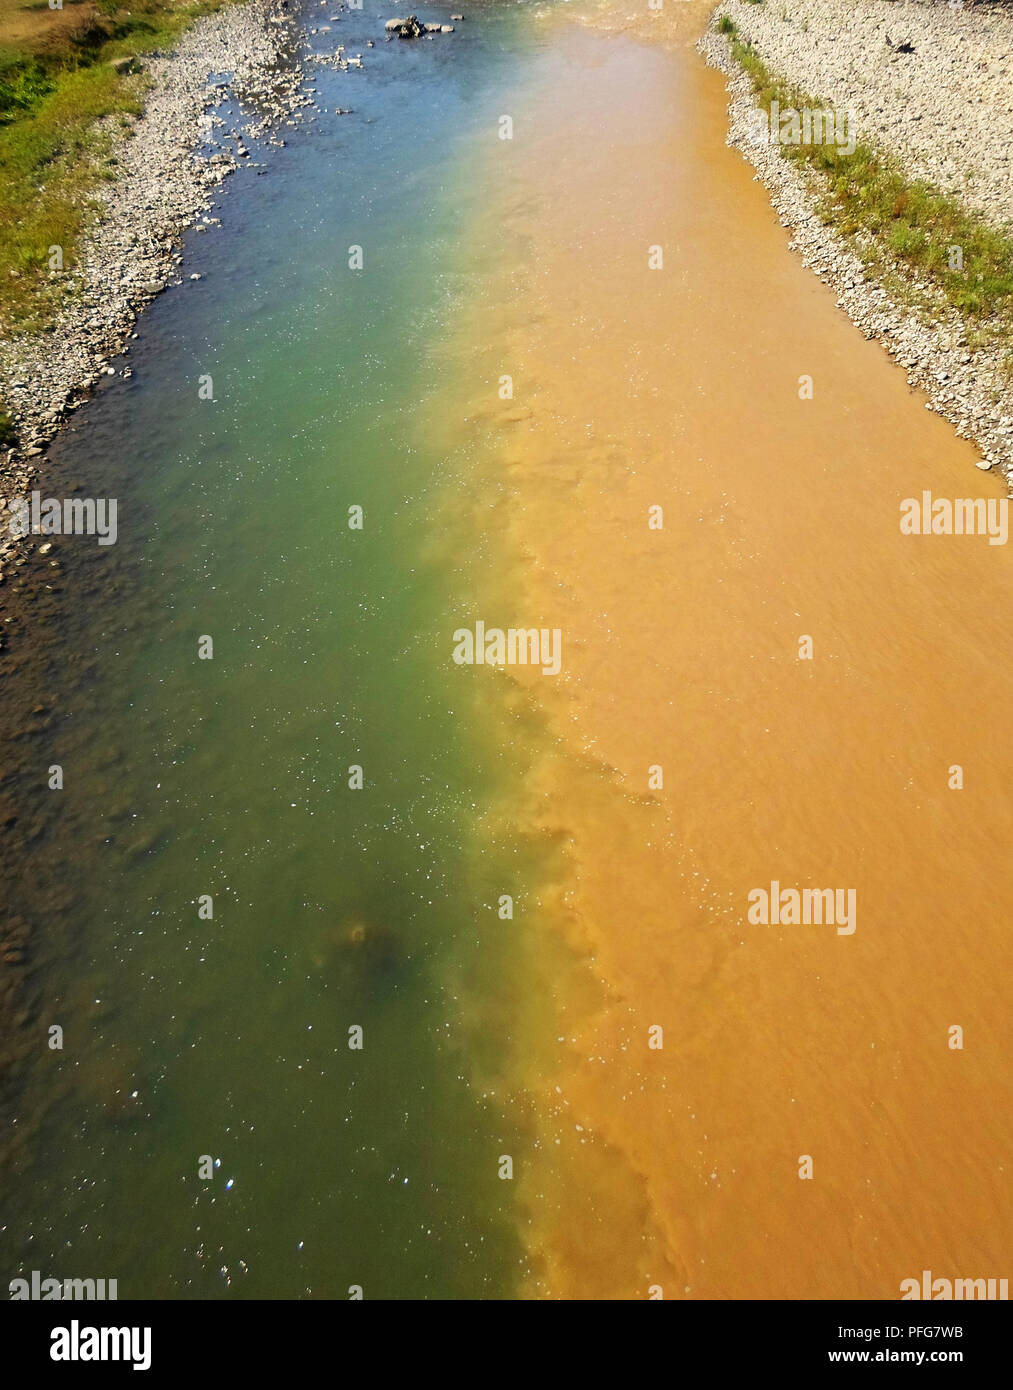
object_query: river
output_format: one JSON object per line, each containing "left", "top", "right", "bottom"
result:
{"left": 1, "top": 0, "right": 1009, "bottom": 1301}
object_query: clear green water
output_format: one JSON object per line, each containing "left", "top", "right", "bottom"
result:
{"left": 1, "top": 1, "right": 555, "bottom": 1299}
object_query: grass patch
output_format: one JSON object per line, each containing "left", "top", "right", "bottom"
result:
{"left": 0, "top": 0, "right": 234, "bottom": 332}
{"left": 0, "top": 57, "right": 56, "bottom": 123}
{"left": 0, "top": 404, "right": 16, "bottom": 446}
{"left": 721, "top": 18, "right": 1013, "bottom": 348}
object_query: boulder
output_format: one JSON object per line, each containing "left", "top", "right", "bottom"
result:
{"left": 387, "top": 14, "right": 426, "bottom": 38}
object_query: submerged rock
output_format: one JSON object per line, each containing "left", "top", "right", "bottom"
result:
{"left": 311, "top": 919, "right": 402, "bottom": 991}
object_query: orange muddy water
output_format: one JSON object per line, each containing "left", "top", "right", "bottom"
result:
{"left": 437, "top": 0, "right": 1013, "bottom": 1299}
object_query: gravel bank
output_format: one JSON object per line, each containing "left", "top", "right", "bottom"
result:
{"left": 715, "top": 0, "right": 1013, "bottom": 232}
{"left": 701, "top": 0, "right": 1013, "bottom": 483}
{"left": 0, "top": 0, "right": 306, "bottom": 541}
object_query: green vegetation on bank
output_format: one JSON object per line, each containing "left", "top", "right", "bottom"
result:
{"left": 720, "top": 16, "right": 1013, "bottom": 352}
{"left": 0, "top": 0, "right": 232, "bottom": 334}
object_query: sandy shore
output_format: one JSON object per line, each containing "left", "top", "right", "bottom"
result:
{"left": 0, "top": 0, "right": 306, "bottom": 566}
{"left": 701, "top": 0, "right": 1013, "bottom": 481}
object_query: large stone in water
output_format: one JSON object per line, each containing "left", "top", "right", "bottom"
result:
{"left": 386, "top": 15, "right": 426, "bottom": 38}
{"left": 311, "top": 920, "right": 402, "bottom": 991}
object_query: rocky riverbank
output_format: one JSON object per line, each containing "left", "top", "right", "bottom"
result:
{"left": 702, "top": 0, "right": 1013, "bottom": 483}
{"left": 0, "top": 0, "right": 307, "bottom": 555}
